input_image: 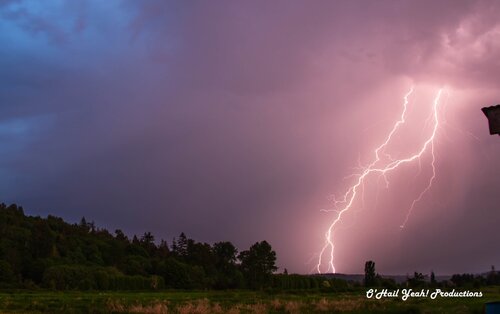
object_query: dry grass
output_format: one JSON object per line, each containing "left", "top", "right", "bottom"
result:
{"left": 283, "top": 300, "right": 301, "bottom": 314}
{"left": 314, "top": 297, "right": 364, "bottom": 312}
{"left": 225, "top": 305, "right": 241, "bottom": 314}
{"left": 211, "top": 302, "right": 223, "bottom": 313}
{"left": 106, "top": 299, "right": 126, "bottom": 312}
{"left": 176, "top": 298, "right": 212, "bottom": 314}
{"left": 270, "top": 298, "right": 282, "bottom": 310}
{"left": 175, "top": 298, "right": 231, "bottom": 314}
{"left": 3, "top": 288, "right": 497, "bottom": 314}
{"left": 104, "top": 294, "right": 364, "bottom": 314}
{"left": 330, "top": 298, "right": 363, "bottom": 311}
{"left": 107, "top": 300, "right": 169, "bottom": 314}
{"left": 314, "top": 298, "right": 330, "bottom": 312}
{"left": 244, "top": 303, "right": 267, "bottom": 314}
{"left": 129, "top": 303, "right": 168, "bottom": 314}
{"left": 106, "top": 298, "right": 271, "bottom": 314}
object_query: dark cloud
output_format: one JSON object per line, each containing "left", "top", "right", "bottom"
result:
{"left": 0, "top": 0, "right": 499, "bottom": 274}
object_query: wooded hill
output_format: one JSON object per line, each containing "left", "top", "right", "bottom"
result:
{"left": 0, "top": 203, "right": 332, "bottom": 291}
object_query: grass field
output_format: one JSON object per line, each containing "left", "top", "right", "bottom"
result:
{"left": 0, "top": 287, "right": 499, "bottom": 313}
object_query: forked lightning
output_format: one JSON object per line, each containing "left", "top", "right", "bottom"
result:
{"left": 317, "top": 87, "right": 444, "bottom": 274}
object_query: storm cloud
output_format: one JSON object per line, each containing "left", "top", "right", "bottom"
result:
{"left": 1, "top": 0, "right": 499, "bottom": 274}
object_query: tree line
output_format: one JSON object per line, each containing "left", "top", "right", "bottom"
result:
{"left": 0, "top": 203, "right": 334, "bottom": 291}
{"left": 364, "top": 260, "right": 500, "bottom": 289}
{"left": 3, "top": 203, "right": 496, "bottom": 292}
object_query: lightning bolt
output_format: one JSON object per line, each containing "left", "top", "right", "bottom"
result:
{"left": 317, "top": 87, "right": 444, "bottom": 274}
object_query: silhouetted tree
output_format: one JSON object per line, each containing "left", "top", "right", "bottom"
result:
{"left": 79, "top": 217, "right": 90, "bottom": 233}
{"left": 238, "top": 241, "right": 277, "bottom": 289}
{"left": 171, "top": 237, "right": 178, "bottom": 255}
{"left": 157, "top": 240, "right": 170, "bottom": 259}
{"left": 407, "top": 272, "right": 426, "bottom": 287}
{"left": 213, "top": 242, "right": 238, "bottom": 268}
{"left": 114, "top": 229, "right": 128, "bottom": 242}
{"left": 186, "top": 240, "right": 216, "bottom": 275}
{"left": 172, "top": 233, "right": 188, "bottom": 258}
{"left": 364, "top": 260, "right": 376, "bottom": 287}
{"left": 487, "top": 265, "right": 500, "bottom": 285}
{"left": 450, "top": 273, "right": 486, "bottom": 287}
{"left": 141, "top": 232, "right": 154, "bottom": 245}
{"left": 213, "top": 241, "right": 242, "bottom": 289}
{"left": 140, "top": 232, "right": 156, "bottom": 255}
{"left": 177, "top": 232, "right": 188, "bottom": 257}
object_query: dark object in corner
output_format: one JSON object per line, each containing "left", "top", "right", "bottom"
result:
{"left": 482, "top": 105, "right": 500, "bottom": 136}
{"left": 485, "top": 301, "right": 500, "bottom": 314}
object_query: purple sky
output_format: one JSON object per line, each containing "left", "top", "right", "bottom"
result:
{"left": 1, "top": 0, "right": 499, "bottom": 274}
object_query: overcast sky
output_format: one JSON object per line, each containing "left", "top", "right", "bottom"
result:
{"left": 1, "top": 0, "right": 499, "bottom": 274}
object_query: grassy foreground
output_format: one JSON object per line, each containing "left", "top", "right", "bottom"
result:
{"left": 0, "top": 287, "right": 499, "bottom": 314}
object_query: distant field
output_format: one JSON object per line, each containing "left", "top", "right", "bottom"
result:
{"left": 0, "top": 287, "right": 499, "bottom": 313}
